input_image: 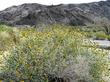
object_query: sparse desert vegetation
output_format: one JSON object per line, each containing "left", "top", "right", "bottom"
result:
{"left": 0, "top": 0, "right": 110, "bottom": 82}
{"left": 0, "top": 24, "right": 109, "bottom": 82}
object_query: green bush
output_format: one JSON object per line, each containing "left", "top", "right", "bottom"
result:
{"left": 0, "top": 25, "right": 19, "bottom": 52}
{"left": 0, "top": 25, "right": 109, "bottom": 82}
{"left": 94, "top": 31, "right": 107, "bottom": 40}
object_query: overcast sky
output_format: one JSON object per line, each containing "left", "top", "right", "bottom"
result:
{"left": 0, "top": 0, "right": 106, "bottom": 10}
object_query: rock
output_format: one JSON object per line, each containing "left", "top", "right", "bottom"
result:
{"left": 0, "top": 1, "right": 110, "bottom": 26}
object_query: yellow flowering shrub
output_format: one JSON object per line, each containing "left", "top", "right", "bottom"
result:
{"left": 0, "top": 24, "right": 109, "bottom": 82}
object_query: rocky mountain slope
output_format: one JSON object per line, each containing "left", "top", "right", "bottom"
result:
{"left": 0, "top": 0, "right": 110, "bottom": 26}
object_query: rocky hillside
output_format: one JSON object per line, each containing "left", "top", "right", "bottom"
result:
{"left": 0, "top": 0, "right": 110, "bottom": 26}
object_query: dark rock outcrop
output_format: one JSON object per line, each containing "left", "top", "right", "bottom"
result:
{"left": 0, "top": 0, "right": 110, "bottom": 26}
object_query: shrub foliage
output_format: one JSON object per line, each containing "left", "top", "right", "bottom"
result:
{"left": 0, "top": 25, "right": 109, "bottom": 82}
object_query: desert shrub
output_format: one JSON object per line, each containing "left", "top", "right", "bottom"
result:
{"left": 94, "top": 31, "right": 108, "bottom": 40}
{"left": 0, "top": 25, "right": 109, "bottom": 82}
{"left": 0, "top": 25, "right": 20, "bottom": 75}
{"left": 107, "top": 35, "right": 110, "bottom": 41}
{"left": 0, "top": 25, "right": 20, "bottom": 52}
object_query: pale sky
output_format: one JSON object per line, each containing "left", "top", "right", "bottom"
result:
{"left": 0, "top": 0, "right": 106, "bottom": 10}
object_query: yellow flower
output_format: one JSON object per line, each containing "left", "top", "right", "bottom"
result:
{"left": 0, "top": 80, "right": 2, "bottom": 82}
